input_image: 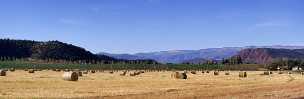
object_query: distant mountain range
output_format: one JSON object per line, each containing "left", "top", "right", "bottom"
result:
{"left": 100, "top": 45, "right": 304, "bottom": 63}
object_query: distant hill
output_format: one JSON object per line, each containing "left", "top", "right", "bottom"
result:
{"left": 100, "top": 52, "right": 146, "bottom": 60}
{"left": 0, "top": 39, "right": 116, "bottom": 62}
{"left": 100, "top": 46, "right": 304, "bottom": 63}
{"left": 100, "top": 47, "right": 242, "bottom": 63}
{"left": 237, "top": 48, "right": 304, "bottom": 64}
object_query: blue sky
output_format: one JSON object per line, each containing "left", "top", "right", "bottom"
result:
{"left": 0, "top": 0, "right": 304, "bottom": 54}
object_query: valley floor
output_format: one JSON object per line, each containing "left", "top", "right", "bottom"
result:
{"left": 0, "top": 70, "right": 304, "bottom": 99}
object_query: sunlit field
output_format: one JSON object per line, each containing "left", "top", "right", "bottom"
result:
{"left": 1, "top": 70, "right": 304, "bottom": 99}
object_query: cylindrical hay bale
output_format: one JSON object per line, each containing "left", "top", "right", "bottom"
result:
{"left": 0, "top": 70, "right": 6, "bottom": 76}
{"left": 239, "top": 72, "right": 247, "bottom": 78}
{"left": 109, "top": 71, "right": 114, "bottom": 74}
{"left": 56, "top": 69, "right": 61, "bottom": 72}
{"left": 278, "top": 71, "right": 284, "bottom": 74}
{"left": 202, "top": 71, "right": 205, "bottom": 74}
{"left": 264, "top": 71, "right": 271, "bottom": 75}
{"left": 214, "top": 71, "right": 219, "bottom": 76}
{"left": 225, "top": 72, "right": 230, "bottom": 75}
{"left": 91, "top": 70, "right": 96, "bottom": 73}
{"left": 28, "top": 69, "right": 35, "bottom": 73}
{"left": 134, "top": 71, "right": 141, "bottom": 75}
{"left": 171, "top": 72, "right": 187, "bottom": 79}
{"left": 130, "top": 73, "right": 135, "bottom": 76}
{"left": 77, "top": 71, "right": 83, "bottom": 77}
{"left": 181, "top": 72, "right": 187, "bottom": 79}
{"left": 62, "top": 72, "right": 78, "bottom": 81}
{"left": 191, "top": 71, "right": 196, "bottom": 74}
{"left": 9, "top": 68, "right": 15, "bottom": 72}
{"left": 206, "top": 71, "right": 210, "bottom": 73}
{"left": 301, "top": 72, "right": 304, "bottom": 75}
{"left": 24, "top": 68, "right": 29, "bottom": 71}
{"left": 140, "top": 70, "right": 145, "bottom": 73}
{"left": 120, "top": 71, "right": 127, "bottom": 76}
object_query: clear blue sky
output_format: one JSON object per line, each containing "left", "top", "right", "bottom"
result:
{"left": 0, "top": 0, "right": 304, "bottom": 54}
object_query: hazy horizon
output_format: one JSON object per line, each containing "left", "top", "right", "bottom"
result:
{"left": 1, "top": 0, "right": 304, "bottom": 54}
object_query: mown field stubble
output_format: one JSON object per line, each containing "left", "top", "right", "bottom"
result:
{"left": 1, "top": 70, "right": 304, "bottom": 99}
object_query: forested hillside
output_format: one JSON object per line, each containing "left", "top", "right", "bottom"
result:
{"left": 0, "top": 39, "right": 115, "bottom": 63}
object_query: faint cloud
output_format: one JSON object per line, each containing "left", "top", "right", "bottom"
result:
{"left": 59, "top": 18, "right": 84, "bottom": 25}
{"left": 254, "top": 22, "right": 287, "bottom": 27}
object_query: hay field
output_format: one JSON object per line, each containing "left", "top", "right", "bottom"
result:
{"left": 1, "top": 70, "right": 304, "bottom": 99}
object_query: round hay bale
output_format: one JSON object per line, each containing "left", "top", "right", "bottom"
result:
{"left": 62, "top": 72, "right": 78, "bottom": 81}
{"left": 239, "top": 71, "right": 247, "bottom": 78}
{"left": 140, "top": 70, "right": 145, "bottom": 73}
{"left": 24, "top": 68, "right": 28, "bottom": 71}
{"left": 206, "top": 71, "right": 210, "bottom": 73}
{"left": 288, "top": 72, "right": 292, "bottom": 74}
{"left": 56, "top": 69, "right": 61, "bottom": 72}
{"left": 278, "top": 71, "right": 284, "bottom": 74}
{"left": 130, "top": 72, "right": 136, "bottom": 76}
{"left": 225, "top": 72, "right": 230, "bottom": 75}
{"left": 128, "top": 71, "right": 143, "bottom": 76}
{"left": 191, "top": 71, "right": 196, "bottom": 74}
{"left": 171, "top": 72, "right": 187, "bottom": 79}
{"left": 77, "top": 71, "right": 83, "bottom": 77}
{"left": 134, "top": 71, "right": 141, "bottom": 75}
{"left": 263, "top": 71, "right": 271, "bottom": 75}
{"left": 91, "top": 70, "right": 96, "bottom": 73}
{"left": 9, "top": 68, "right": 15, "bottom": 72}
{"left": 301, "top": 72, "right": 304, "bottom": 75}
{"left": 120, "top": 71, "right": 127, "bottom": 76}
{"left": 0, "top": 70, "right": 6, "bottom": 76}
{"left": 109, "top": 71, "right": 114, "bottom": 74}
{"left": 214, "top": 71, "right": 219, "bottom": 76}
{"left": 202, "top": 71, "right": 205, "bottom": 74}
{"left": 28, "top": 69, "right": 35, "bottom": 73}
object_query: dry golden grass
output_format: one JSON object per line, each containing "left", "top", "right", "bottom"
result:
{"left": 1, "top": 70, "right": 304, "bottom": 99}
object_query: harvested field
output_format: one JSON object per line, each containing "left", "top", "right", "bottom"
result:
{"left": 0, "top": 70, "right": 304, "bottom": 99}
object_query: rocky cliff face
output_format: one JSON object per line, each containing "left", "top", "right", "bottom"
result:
{"left": 237, "top": 48, "right": 304, "bottom": 64}
{"left": 237, "top": 48, "right": 273, "bottom": 64}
